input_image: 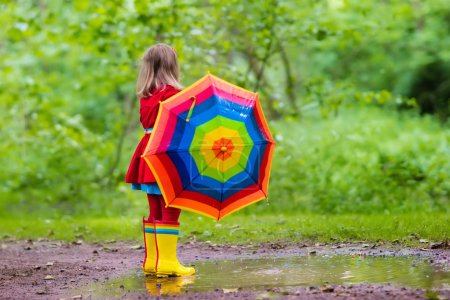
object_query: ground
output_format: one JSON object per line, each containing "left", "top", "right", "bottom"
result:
{"left": 0, "top": 239, "right": 449, "bottom": 299}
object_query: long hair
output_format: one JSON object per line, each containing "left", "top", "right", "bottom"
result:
{"left": 136, "top": 43, "right": 183, "bottom": 98}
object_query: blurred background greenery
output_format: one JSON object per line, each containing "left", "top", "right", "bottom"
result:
{"left": 0, "top": 0, "right": 448, "bottom": 225}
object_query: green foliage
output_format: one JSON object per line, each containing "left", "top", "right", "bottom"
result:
{"left": 266, "top": 107, "right": 449, "bottom": 214}
{"left": 298, "top": 0, "right": 450, "bottom": 120}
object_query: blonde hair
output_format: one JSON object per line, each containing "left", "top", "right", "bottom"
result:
{"left": 136, "top": 43, "right": 183, "bottom": 98}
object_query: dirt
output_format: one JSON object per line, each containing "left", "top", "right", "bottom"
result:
{"left": 0, "top": 239, "right": 449, "bottom": 299}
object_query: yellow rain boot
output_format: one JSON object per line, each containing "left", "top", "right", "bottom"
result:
{"left": 153, "top": 221, "right": 195, "bottom": 277}
{"left": 142, "top": 218, "right": 157, "bottom": 275}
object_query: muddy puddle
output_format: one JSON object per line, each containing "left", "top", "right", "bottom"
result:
{"left": 68, "top": 255, "right": 450, "bottom": 298}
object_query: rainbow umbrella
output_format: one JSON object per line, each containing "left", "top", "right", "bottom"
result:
{"left": 143, "top": 74, "right": 275, "bottom": 220}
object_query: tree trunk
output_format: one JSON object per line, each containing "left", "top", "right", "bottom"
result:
{"left": 244, "top": 47, "right": 281, "bottom": 119}
{"left": 278, "top": 42, "right": 300, "bottom": 116}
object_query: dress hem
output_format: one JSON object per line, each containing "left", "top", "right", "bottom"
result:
{"left": 131, "top": 183, "right": 162, "bottom": 195}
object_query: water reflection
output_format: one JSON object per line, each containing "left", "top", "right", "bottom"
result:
{"left": 144, "top": 275, "right": 196, "bottom": 296}
{"left": 68, "top": 255, "right": 450, "bottom": 298}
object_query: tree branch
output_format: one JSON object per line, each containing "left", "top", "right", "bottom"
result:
{"left": 278, "top": 41, "right": 300, "bottom": 116}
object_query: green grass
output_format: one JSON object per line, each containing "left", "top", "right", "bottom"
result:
{"left": 1, "top": 213, "right": 448, "bottom": 246}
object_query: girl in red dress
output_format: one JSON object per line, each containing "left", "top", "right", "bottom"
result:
{"left": 125, "top": 44, "right": 195, "bottom": 277}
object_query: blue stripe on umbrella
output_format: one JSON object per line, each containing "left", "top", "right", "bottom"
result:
{"left": 184, "top": 94, "right": 219, "bottom": 127}
{"left": 216, "top": 95, "right": 253, "bottom": 123}
{"left": 184, "top": 94, "right": 251, "bottom": 129}
{"left": 245, "top": 109, "right": 268, "bottom": 144}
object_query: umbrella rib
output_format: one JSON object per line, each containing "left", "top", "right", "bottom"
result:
{"left": 227, "top": 149, "right": 263, "bottom": 192}
{"left": 210, "top": 75, "right": 223, "bottom": 122}
{"left": 210, "top": 75, "right": 257, "bottom": 142}
{"left": 152, "top": 107, "right": 215, "bottom": 154}
{"left": 177, "top": 151, "right": 221, "bottom": 194}
{"left": 218, "top": 158, "right": 224, "bottom": 220}
{"left": 211, "top": 74, "right": 225, "bottom": 221}
{"left": 171, "top": 154, "right": 224, "bottom": 215}
{"left": 180, "top": 95, "right": 223, "bottom": 152}
{"left": 187, "top": 140, "right": 266, "bottom": 152}
{"left": 164, "top": 148, "right": 210, "bottom": 154}
{"left": 227, "top": 116, "right": 271, "bottom": 145}
{"left": 154, "top": 107, "right": 201, "bottom": 145}
{"left": 181, "top": 84, "right": 221, "bottom": 142}
{"left": 165, "top": 141, "right": 269, "bottom": 153}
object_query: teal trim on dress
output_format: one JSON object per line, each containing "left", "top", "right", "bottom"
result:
{"left": 131, "top": 183, "right": 162, "bottom": 195}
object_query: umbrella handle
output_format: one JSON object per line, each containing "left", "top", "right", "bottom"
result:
{"left": 186, "top": 96, "right": 196, "bottom": 122}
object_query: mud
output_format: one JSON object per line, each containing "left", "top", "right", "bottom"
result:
{"left": 0, "top": 239, "right": 449, "bottom": 299}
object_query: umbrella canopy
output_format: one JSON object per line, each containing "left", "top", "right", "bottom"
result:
{"left": 142, "top": 73, "right": 275, "bottom": 220}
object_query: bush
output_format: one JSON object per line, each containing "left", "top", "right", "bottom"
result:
{"left": 261, "top": 107, "right": 449, "bottom": 214}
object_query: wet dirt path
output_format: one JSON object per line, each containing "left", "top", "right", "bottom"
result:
{"left": 0, "top": 239, "right": 449, "bottom": 299}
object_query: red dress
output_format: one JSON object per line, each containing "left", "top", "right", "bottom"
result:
{"left": 125, "top": 85, "right": 180, "bottom": 184}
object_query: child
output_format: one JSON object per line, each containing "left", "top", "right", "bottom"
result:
{"left": 125, "top": 43, "right": 195, "bottom": 277}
